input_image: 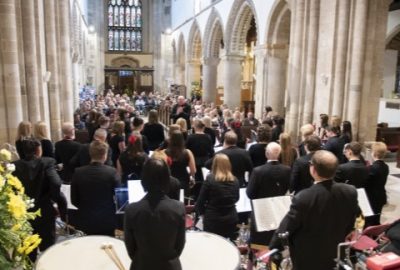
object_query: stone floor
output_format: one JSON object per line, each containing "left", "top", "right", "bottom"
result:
{"left": 381, "top": 161, "right": 400, "bottom": 224}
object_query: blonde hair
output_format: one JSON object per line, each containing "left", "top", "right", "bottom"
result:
{"left": 372, "top": 142, "right": 387, "bottom": 160}
{"left": 16, "top": 121, "right": 32, "bottom": 140}
{"left": 176, "top": 118, "right": 187, "bottom": 132}
{"left": 212, "top": 154, "right": 235, "bottom": 182}
{"left": 330, "top": 115, "right": 341, "bottom": 128}
{"left": 168, "top": 124, "right": 180, "bottom": 138}
{"left": 300, "top": 124, "right": 314, "bottom": 139}
{"left": 112, "top": 121, "right": 125, "bottom": 136}
{"left": 34, "top": 121, "right": 49, "bottom": 140}
{"left": 202, "top": 116, "right": 212, "bottom": 128}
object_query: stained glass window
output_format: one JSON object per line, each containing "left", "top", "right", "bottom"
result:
{"left": 108, "top": 0, "right": 142, "bottom": 52}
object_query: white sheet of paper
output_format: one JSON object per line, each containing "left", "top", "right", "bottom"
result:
{"left": 196, "top": 216, "right": 204, "bottom": 230}
{"left": 180, "top": 189, "right": 184, "bottom": 203}
{"left": 61, "top": 184, "right": 77, "bottom": 210}
{"left": 214, "top": 146, "right": 223, "bottom": 153}
{"left": 252, "top": 196, "right": 292, "bottom": 232}
{"left": 236, "top": 188, "right": 252, "bottom": 213}
{"left": 202, "top": 167, "right": 210, "bottom": 180}
{"left": 128, "top": 180, "right": 146, "bottom": 203}
{"left": 357, "top": 188, "right": 374, "bottom": 217}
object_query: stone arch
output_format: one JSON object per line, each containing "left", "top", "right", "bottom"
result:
{"left": 386, "top": 25, "right": 400, "bottom": 47}
{"left": 203, "top": 8, "right": 224, "bottom": 58}
{"left": 111, "top": 56, "right": 140, "bottom": 68}
{"left": 177, "top": 33, "right": 186, "bottom": 67}
{"left": 265, "top": 0, "right": 291, "bottom": 50}
{"left": 187, "top": 20, "right": 202, "bottom": 60}
{"left": 225, "top": 0, "right": 258, "bottom": 54}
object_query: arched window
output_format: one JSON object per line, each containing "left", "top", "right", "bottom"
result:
{"left": 108, "top": 0, "right": 142, "bottom": 52}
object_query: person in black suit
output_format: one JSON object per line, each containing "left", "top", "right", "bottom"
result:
{"left": 270, "top": 150, "right": 360, "bottom": 270}
{"left": 13, "top": 139, "right": 67, "bottom": 260}
{"left": 124, "top": 158, "right": 186, "bottom": 270}
{"left": 248, "top": 125, "right": 271, "bottom": 167}
{"left": 290, "top": 135, "right": 321, "bottom": 194}
{"left": 205, "top": 131, "right": 253, "bottom": 187}
{"left": 55, "top": 122, "right": 81, "bottom": 183}
{"left": 323, "top": 125, "right": 345, "bottom": 163}
{"left": 70, "top": 128, "right": 113, "bottom": 170}
{"left": 170, "top": 96, "right": 191, "bottom": 130}
{"left": 334, "top": 142, "right": 368, "bottom": 188}
{"left": 247, "top": 142, "right": 291, "bottom": 245}
{"left": 365, "top": 142, "right": 389, "bottom": 225}
{"left": 71, "top": 141, "right": 120, "bottom": 236}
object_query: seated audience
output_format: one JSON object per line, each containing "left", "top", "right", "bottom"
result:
{"left": 124, "top": 158, "right": 186, "bottom": 270}
{"left": 196, "top": 154, "right": 239, "bottom": 241}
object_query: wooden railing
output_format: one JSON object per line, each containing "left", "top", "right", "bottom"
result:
{"left": 158, "top": 103, "right": 173, "bottom": 127}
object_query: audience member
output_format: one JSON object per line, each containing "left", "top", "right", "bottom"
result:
{"left": 242, "top": 112, "right": 259, "bottom": 126}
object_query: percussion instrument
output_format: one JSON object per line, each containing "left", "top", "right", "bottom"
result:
{"left": 180, "top": 231, "right": 241, "bottom": 270}
{"left": 36, "top": 236, "right": 131, "bottom": 270}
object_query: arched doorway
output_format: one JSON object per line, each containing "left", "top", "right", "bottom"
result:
{"left": 187, "top": 21, "right": 203, "bottom": 99}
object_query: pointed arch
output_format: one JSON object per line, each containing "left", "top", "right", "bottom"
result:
{"left": 265, "top": 0, "right": 291, "bottom": 47}
{"left": 225, "top": 0, "right": 258, "bottom": 54}
{"left": 177, "top": 33, "right": 186, "bottom": 67}
{"left": 203, "top": 8, "right": 224, "bottom": 58}
{"left": 187, "top": 20, "right": 202, "bottom": 61}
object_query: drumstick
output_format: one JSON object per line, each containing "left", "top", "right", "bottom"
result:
{"left": 101, "top": 244, "right": 126, "bottom": 270}
{"left": 108, "top": 244, "right": 126, "bottom": 270}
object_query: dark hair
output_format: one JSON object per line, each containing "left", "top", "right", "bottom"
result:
{"left": 304, "top": 135, "right": 321, "bottom": 152}
{"left": 311, "top": 150, "right": 338, "bottom": 179}
{"left": 265, "top": 106, "right": 273, "bottom": 113}
{"left": 272, "top": 115, "right": 284, "bottom": 126}
{"left": 126, "top": 134, "right": 144, "bottom": 157}
{"left": 21, "top": 138, "right": 41, "bottom": 160}
{"left": 257, "top": 125, "right": 271, "bottom": 142}
{"left": 326, "top": 125, "right": 340, "bottom": 135}
{"left": 320, "top": 114, "right": 329, "bottom": 127}
{"left": 342, "top": 121, "right": 353, "bottom": 142}
{"left": 132, "top": 117, "right": 144, "bottom": 128}
{"left": 141, "top": 158, "right": 170, "bottom": 193}
{"left": 344, "top": 142, "right": 362, "bottom": 156}
{"left": 148, "top": 110, "right": 159, "bottom": 124}
{"left": 167, "top": 131, "right": 185, "bottom": 160}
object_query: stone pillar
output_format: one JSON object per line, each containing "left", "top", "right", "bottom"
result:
{"left": 21, "top": 0, "right": 41, "bottom": 123}
{"left": 44, "top": 0, "right": 62, "bottom": 141}
{"left": 253, "top": 45, "right": 267, "bottom": 118}
{"left": 265, "top": 45, "right": 288, "bottom": 117}
{"left": 222, "top": 54, "right": 244, "bottom": 109}
{"left": 302, "top": 0, "right": 319, "bottom": 125}
{"left": 59, "top": 0, "right": 74, "bottom": 122}
{"left": 331, "top": 0, "right": 350, "bottom": 117}
{"left": 346, "top": 0, "right": 368, "bottom": 140}
{"left": 0, "top": 0, "right": 24, "bottom": 142}
{"left": 186, "top": 60, "right": 201, "bottom": 97}
{"left": 286, "top": 0, "right": 305, "bottom": 137}
{"left": 202, "top": 57, "right": 219, "bottom": 103}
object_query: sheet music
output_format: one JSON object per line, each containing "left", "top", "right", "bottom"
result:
{"left": 60, "top": 184, "right": 77, "bottom": 210}
{"left": 252, "top": 196, "right": 292, "bottom": 232}
{"left": 128, "top": 180, "right": 147, "bottom": 203}
{"left": 235, "top": 188, "right": 252, "bottom": 213}
{"left": 357, "top": 188, "right": 374, "bottom": 217}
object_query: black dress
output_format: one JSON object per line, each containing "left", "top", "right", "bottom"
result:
{"left": 40, "top": 139, "right": 54, "bottom": 158}
{"left": 186, "top": 133, "right": 214, "bottom": 181}
{"left": 204, "top": 127, "right": 216, "bottom": 146}
{"left": 166, "top": 149, "right": 190, "bottom": 194}
{"left": 109, "top": 134, "right": 125, "bottom": 166}
{"left": 118, "top": 151, "right": 148, "bottom": 184}
{"left": 248, "top": 143, "right": 268, "bottom": 167}
{"left": 142, "top": 123, "right": 165, "bottom": 150}
{"left": 195, "top": 174, "right": 240, "bottom": 240}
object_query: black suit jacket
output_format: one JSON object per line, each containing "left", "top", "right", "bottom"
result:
{"left": 71, "top": 162, "right": 120, "bottom": 235}
{"left": 290, "top": 153, "right": 314, "bottom": 194}
{"left": 55, "top": 139, "right": 81, "bottom": 183}
{"left": 334, "top": 160, "right": 369, "bottom": 188}
{"left": 124, "top": 193, "right": 186, "bottom": 270}
{"left": 323, "top": 136, "right": 345, "bottom": 163}
{"left": 170, "top": 103, "right": 191, "bottom": 129}
{"left": 69, "top": 143, "right": 113, "bottom": 170}
{"left": 205, "top": 146, "right": 253, "bottom": 187}
{"left": 270, "top": 180, "right": 359, "bottom": 270}
{"left": 365, "top": 160, "right": 389, "bottom": 214}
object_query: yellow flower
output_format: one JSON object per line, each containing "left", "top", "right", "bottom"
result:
{"left": 0, "top": 164, "right": 4, "bottom": 173}
{"left": 17, "top": 234, "right": 42, "bottom": 255}
{"left": 0, "top": 149, "right": 12, "bottom": 162}
{"left": 11, "top": 223, "right": 22, "bottom": 231}
{"left": 7, "top": 174, "right": 23, "bottom": 192}
{"left": 0, "top": 175, "right": 4, "bottom": 188}
{"left": 7, "top": 193, "right": 27, "bottom": 219}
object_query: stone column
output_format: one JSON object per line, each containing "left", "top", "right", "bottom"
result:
{"left": 202, "top": 57, "right": 220, "bottom": 103}
{"left": 302, "top": 0, "right": 319, "bottom": 125}
{"left": 44, "top": 0, "right": 62, "bottom": 140}
{"left": 0, "top": 0, "right": 23, "bottom": 142}
{"left": 346, "top": 0, "right": 368, "bottom": 140}
{"left": 286, "top": 0, "right": 305, "bottom": 137}
{"left": 253, "top": 45, "right": 267, "bottom": 118}
{"left": 186, "top": 60, "right": 201, "bottom": 97}
{"left": 222, "top": 54, "right": 244, "bottom": 109}
{"left": 265, "top": 45, "right": 288, "bottom": 117}
{"left": 331, "top": 0, "right": 350, "bottom": 117}
{"left": 21, "top": 0, "right": 41, "bottom": 123}
{"left": 58, "top": 0, "right": 74, "bottom": 122}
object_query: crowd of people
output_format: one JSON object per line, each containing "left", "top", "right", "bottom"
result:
{"left": 4, "top": 89, "right": 394, "bottom": 269}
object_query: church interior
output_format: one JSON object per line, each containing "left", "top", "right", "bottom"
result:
{"left": 1, "top": 0, "right": 400, "bottom": 269}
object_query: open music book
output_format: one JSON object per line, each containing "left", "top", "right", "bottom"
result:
{"left": 252, "top": 196, "right": 292, "bottom": 232}
{"left": 357, "top": 188, "right": 374, "bottom": 217}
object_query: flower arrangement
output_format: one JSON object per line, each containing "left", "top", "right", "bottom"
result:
{"left": 190, "top": 81, "right": 202, "bottom": 99}
{"left": 0, "top": 149, "right": 41, "bottom": 270}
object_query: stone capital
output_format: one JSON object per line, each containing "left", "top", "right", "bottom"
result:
{"left": 202, "top": 57, "right": 220, "bottom": 66}
{"left": 186, "top": 59, "right": 201, "bottom": 66}
{"left": 266, "top": 43, "right": 289, "bottom": 59}
{"left": 221, "top": 53, "right": 245, "bottom": 62}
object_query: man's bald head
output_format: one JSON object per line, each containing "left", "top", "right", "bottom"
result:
{"left": 266, "top": 142, "right": 281, "bottom": 160}
{"left": 177, "top": 96, "right": 185, "bottom": 105}
{"left": 62, "top": 122, "right": 75, "bottom": 138}
{"left": 94, "top": 128, "right": 107, "bottom": 142}
{"left": 310, "top": 150, "right": 338, "bottom": 180}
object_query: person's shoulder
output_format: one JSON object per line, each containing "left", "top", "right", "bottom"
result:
{"left": 40, "top": 157, "right": 56, "bottom": 166}
{"left": 332, "top": 181, "right": 357, "bottom": 194}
